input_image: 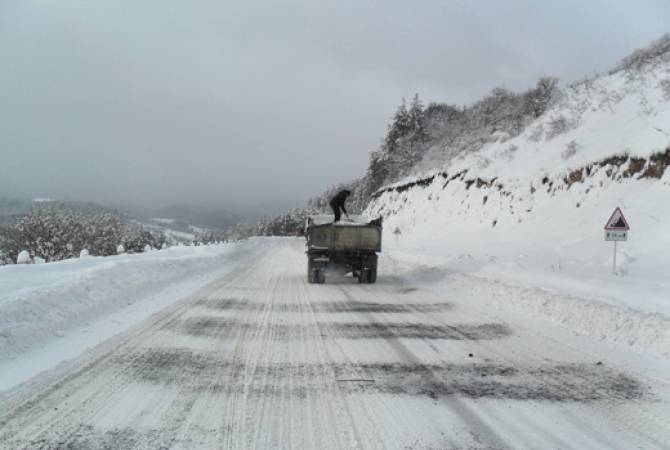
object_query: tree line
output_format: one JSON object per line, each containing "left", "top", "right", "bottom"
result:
{"left": 0, "top": 202, "right": 167, "bottom": 264}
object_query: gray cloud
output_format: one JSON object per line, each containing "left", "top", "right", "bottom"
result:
{"left": 1, "top": 0, "right": 669, "bottom": 211}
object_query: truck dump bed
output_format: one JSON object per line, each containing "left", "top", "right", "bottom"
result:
{"left": 305, "top": 215, "right": 382, "bottom": 252}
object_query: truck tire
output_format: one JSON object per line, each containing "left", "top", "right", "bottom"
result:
{"left": 367, "top": 266, "right": 377, "bottom": 284}
{"left": 316, "top": 269, "right": 326, "bottom": 284}
{"left": 307, "top": 258, "right": 315, "bottom": 284}
{"left": 357, "top": 269, "right": 368, "bottom": 284}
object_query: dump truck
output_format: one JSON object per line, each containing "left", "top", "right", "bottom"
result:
{"left": 305, "top": 215, "right": 382, "bottom": 284}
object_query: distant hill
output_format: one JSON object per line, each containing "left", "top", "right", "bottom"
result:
{"left": 151, "top": 204, "right": 240, "bottom": 230}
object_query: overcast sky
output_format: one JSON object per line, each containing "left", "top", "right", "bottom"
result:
{"left": 1, "top": 0, "right": 669, "bottom": 212}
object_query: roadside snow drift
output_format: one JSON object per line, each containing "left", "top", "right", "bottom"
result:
{"left": 0, "top": 243, "right": 242, "bottom": 373}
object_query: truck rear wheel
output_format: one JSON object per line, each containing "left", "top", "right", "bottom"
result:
{"left": 357, "top": 269, "right": 369, "bottom": 284}
{"left": 308, "top": 255, "right": 326, "bottom": 284}
{"left": 307, "top": 258, "right": 316, "bottom": 284}
{"left": 367, "top": 267, "right": 377, "bottom": 284}
{"left": 316, "top": 269, "right": 325, "bottom": 284}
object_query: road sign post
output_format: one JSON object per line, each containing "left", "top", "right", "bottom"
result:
{"left": 393, "top": 227, "right": 401, "bottom": 246}
{"left": 604, "top": 207, "right": 630, "bottom": 275}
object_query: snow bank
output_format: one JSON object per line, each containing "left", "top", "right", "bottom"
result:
{"left": 0, "top": 243, "right": 241, "bottom": 368}
{"left": 382, "top": 251, "right": 670, "bottom": 359}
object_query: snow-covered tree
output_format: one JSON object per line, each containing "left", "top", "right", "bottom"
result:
{"left": 611, "top": 33, "right": 670, "bottom": 73}
{"left": 522, "top": 77, "right": 559, "bottom": 119}
{"left": 0, "top": 202, "right": 167, "bottom": 264}
{"left": 385, "top": 98, "right": 411, "bottom": 152}
{"left": 408, "top": 93, "right": 427, "bottom": 142}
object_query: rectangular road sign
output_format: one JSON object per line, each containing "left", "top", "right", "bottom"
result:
{"left": 605, "top": 230, "right": 627, "bottom": 241}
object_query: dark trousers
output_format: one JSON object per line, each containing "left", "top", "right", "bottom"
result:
{"left": 330, "top": 204, "right": 341, "bottom": 222}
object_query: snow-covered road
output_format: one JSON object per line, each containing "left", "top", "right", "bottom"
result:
{"left": 1, "top": 238, "right": 668, "bottom": 449}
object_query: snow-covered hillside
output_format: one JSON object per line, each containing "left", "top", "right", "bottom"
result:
{"left": 366, "top": 42, "right": 670, "bottom": 358}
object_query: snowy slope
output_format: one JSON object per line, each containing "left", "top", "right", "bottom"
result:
{"left": 366, "top": 49, "right": 670, "bottom": 358}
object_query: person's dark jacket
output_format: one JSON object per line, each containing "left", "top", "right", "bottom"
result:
{"left": 329, "top": 190, "right": 350, "bottom": 214}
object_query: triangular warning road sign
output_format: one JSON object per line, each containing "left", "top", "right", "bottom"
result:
{"left": 604, "top": 207, "right": 630, "bottom": 230}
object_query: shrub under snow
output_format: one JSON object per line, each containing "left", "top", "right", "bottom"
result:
{"left": 79, "top": 249, "right": 90, "bottom": 258}
{"left": 17, "top": 250, "right": 31, "bottom": 264}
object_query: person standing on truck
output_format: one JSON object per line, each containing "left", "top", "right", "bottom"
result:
{"left": 329, "top": 189, "right": 351, "bottom": 223}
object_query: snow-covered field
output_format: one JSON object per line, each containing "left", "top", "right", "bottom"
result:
{"left": 0, "top": 242, "right": 243, "bottom": 390}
